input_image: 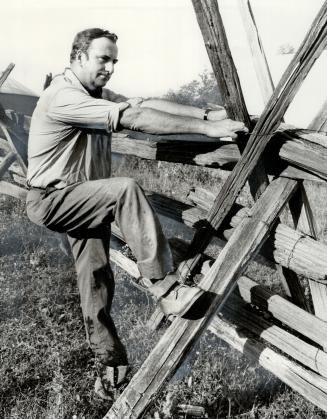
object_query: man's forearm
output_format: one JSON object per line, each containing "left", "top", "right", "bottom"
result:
{"left": 140, "top": 99, "right": 206, "bottom": 120}
{"left": 120, "top": 106, "right": 208, "bottom": 134}
{"left": 119, "top": 107, "right": 247, "bottom": 139}
{"left": 139, "top": 98, "right": 227, "bottom": 122}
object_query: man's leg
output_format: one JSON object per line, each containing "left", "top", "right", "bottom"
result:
{"left": 67, "top": 228, "right": 128, "bottom": 367}
{"left": 27, "top": 178, "right": 174, "bottom": 280}
{"left": 26, "top": 178, "right": 174, "bottom": 366}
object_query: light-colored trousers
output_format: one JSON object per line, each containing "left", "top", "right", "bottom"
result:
{"left": 26, "top": 177, "right": 173, "bottom": 366}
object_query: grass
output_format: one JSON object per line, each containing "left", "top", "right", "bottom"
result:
{"left": 1, "top": 158, "right": 327, "bottom": 418}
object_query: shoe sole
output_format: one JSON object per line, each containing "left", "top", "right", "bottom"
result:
{"left": 160, "top": 287, "right": 204, "bottom": 317}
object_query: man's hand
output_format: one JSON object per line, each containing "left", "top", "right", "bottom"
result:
{"left": 204, "top": 104, "right": 227, "bottom": 121}
{"left": 207, "top": 108, "right": 228, "bottom": 121}
{"left": 205, "top": 119, "right": 248, "bottom": 139}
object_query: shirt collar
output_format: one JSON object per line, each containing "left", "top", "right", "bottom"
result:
{"left": 62, "top": 68, "right": 103, "bottom": 98}
{"left": 62, "top": 68, "right": 89, "bottom": 94}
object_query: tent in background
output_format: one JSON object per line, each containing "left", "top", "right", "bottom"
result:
{"left": 0, "top": 77, "right": 38, "bottom": 116}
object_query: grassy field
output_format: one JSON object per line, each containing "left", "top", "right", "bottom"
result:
{"left": 1, "top": 156, "right": 327, "bottom": 418}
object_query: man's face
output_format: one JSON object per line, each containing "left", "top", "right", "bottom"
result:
{"left": 79, "top": 37, "right": 118, "bottom": 90}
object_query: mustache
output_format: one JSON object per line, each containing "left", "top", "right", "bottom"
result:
{"left": 98, "top": 72, "right": 110, "bottom": 77}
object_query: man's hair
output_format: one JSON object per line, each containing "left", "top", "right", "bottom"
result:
{"left": 70, "top": 28, "right": 118, "bottom": 63}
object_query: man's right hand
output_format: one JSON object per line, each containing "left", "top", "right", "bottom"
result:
{"left": 205, "top": 119, "right": 249, "bottom": 139}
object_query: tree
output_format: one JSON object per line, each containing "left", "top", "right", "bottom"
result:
{"left": 163, "top": 69, "right": 223, "bottom": 107}
{"left": 277, "top": 43, "right": 295, "bottom": 55}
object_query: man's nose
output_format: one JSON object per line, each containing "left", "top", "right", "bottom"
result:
{"left": 105, "top": 62, "right": 114, "bottom": 74}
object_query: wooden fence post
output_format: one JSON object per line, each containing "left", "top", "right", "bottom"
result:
{"left": 237, "top": 0, "right": 274, "bottom": 104}
{"left": 302, "top": 108, "right": 327, "bottom": 338}
{"left": 308, "top": 98, "right": 327, "bottom": 132}
{"left": 178, "top": 0, "right": 327, "bottom": 281}
{"left": 104, "top": 178, "right": 298, "bottom": 419}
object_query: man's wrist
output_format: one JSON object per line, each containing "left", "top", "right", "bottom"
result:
{"left": 203, "top": 108, "right": 211, "bottom": 121}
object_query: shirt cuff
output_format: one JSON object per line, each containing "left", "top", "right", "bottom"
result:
{"left": 107, "top": 102, "right": 131, "bottom": 132}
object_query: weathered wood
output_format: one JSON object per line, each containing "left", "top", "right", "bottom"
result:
{"left": 110, "top": 249, "right": 141, "bottom": 280}
{"left": 10, "top": 173, "right": 26, "bottom": 186}
{"left": 237, "top": 0, "right": 274, "bottom": 104}
{"left": 308, "top": 98, "right": 327, "bottom": 132}
{"left": 0, "top": 155, "right": 24, "bottom": 177}
{"left": 191, "top": 1, "right": 249, "bottom": 123}
{"left": 187, "top": 187, "right": 215, "bottom": 211}
{"left": 278, "top": 131, "right": 327, "bottom": 180}
{"left": 198, "top": 178, "right": 297, "bottom": 293}
{"left": 0, "top": 64, "right": 27, "bottom": 174}
{"left": 191, "top": 0, "right": 269, "bottom": 201}
{"left": 0, "top": 152, "right": 16, "bottom": 179}
{"left": 175, "top": 404, "right": 207, "bottom": 418}
{"left": 0, "top": 137, "right": 10, "bottom": 152}
{"left": 0, "top": 180, "right": 27, "bottom": 200}
{"left": 273, "top": 185, "right": 311, "bottom": 310}
{"left": 113, "top": 129, "right": 327, "bottom": 182}
{"left": 43, "top": 73, "right": 52, "bottom": 90}
{"left": 305, "top": 103, "right": 327, "bottom": 333}
{"left": 147, "top": 192, "right": 207, "bottom": 230}
{"left": 0, "top": 63, "right": 15, "bottom": 89}
{"left": 110, "top": 246, "right": 327, "bottom": 351}
{"left": 110, "top": 248, "right": 327, "bottom": 406}
{"left": 111, "top": 187, "right": 327, "bottom": 284}
{"left": 310, "top": 283, "right": 327, "bottom": 329}
{"left": 209, "top": 317, "right": 327, "bottom": 412}
{"left": 289, "top": 185, "right": 318, "bottom": 238}
{"left": 276, "top": 264, "right": 310, "bottom": 312}
{"left": 5, "top": 110, "right": 31, "bottom": 133}
{"left": 112, "top": 133, "right": 240, "bottom": 169}
{"left": 105, "top": 178, "right": 297, "bottom": 418}
{"left": 0, "top": 108, "right": 28, "bottom": 174}
{"left": 5, "top": 111, "right": 327, "bottom": 182}
{"left": 224, "top": 293, "right": 327, "bottom": 378}
{"left": 279, "top": 165, "right": 325, "bottom": 183}
{"left": 236, "top": 275, "right": 327, "bottom": 349}
{"left": 178, "top": 2, "right": 327, "bottom": 279}
{"left": 187, "top": 186, "right": 327, "bottom": 283}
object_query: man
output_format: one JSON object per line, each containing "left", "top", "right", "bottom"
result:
{"left": 26, "top": 28, "right": 247, "bottom": 399}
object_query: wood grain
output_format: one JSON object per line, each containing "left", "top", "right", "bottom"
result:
{"left": 105, "top": 178, "right": 297, "bottom": 418}
{"left": 178, "top": 1, "right": 327, "bottom": 279}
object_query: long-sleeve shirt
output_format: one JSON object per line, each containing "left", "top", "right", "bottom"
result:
{"left": 27, "top": 68, "right": 129, "bottom": 189}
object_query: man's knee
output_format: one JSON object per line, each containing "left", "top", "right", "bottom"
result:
{"left": 118, "top": 177, "right": 142, "bottom": 195}
{"left": 123, "top": 177, "right": 139, "bottom": 189}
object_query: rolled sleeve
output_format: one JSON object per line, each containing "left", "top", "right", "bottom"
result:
{"left": 48, "top": 87, "right": 129, "bottom": 132}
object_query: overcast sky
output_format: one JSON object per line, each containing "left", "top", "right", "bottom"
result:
{"left": 0, "top": 0, "right": 326, "bottom": 127}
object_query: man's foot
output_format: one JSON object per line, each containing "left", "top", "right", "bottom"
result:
{"left": 139, "top": 273, "right": 179, "bottom": 299}
{"left": 159, "top": 284, "right": 204, "bottom": 316}
{"left": 94, "top": 376, "right": 114, "bottom": 401}
{"left": 94, "top": 365, "right": 129, "bottom": 400}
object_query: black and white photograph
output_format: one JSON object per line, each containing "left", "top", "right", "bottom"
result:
{"left": 0, "top": 0, "right": 326, "bottom": 418}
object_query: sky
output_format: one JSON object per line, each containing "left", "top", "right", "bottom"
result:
{"left": 0, "top": 0, "right": 326, "bottom": 127}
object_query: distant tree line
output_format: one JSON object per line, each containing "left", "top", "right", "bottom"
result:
{"left": 162, "top": 69, "right": 223, "bottom": 108}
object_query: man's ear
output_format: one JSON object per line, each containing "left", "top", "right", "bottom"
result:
{"left": 76, "top": 50, "right": 87, "bottom": 66}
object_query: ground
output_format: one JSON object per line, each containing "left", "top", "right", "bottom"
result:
{"left": 1, "top": 156, "right": 327, "bottom": 418}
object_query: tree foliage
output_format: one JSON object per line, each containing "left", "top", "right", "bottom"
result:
{"left": 277, "top": 43, "right": 295, "bottom": 55}
{"left": 163, "top": 69, "right": 223, "bottom": 107}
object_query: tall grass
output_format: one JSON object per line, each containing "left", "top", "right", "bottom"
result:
{"left": 1, "top": 158, "right": 327, "bottom": 418}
